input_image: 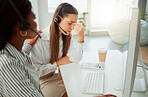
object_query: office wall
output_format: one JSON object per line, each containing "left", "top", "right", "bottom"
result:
{"left": 29, "top": 0, "right": 40, "bottom": 29}
{"left": 30, "top": 0, "right": 53, "bottom": 30}
{"left": 37, "top": 0, "right": 53, "bottom": 30}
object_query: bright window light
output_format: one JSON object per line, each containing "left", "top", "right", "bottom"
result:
{"left": 48, "top": 0, "right": 87, "bottom": 13}
{"left": 90, "top": 0, "right": 117, "bottom": 26}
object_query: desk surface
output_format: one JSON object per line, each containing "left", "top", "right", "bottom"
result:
{"left": 60, "top": 50, "right": 147, "bottom": 97}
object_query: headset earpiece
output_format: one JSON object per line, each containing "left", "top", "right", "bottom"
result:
{"left": 54, "top": 3, "right": 69, "bottom": 34}
{"left": 54, "top": 16, "right": 61, "bottom": 24}
{"left": 19, "top": 20, "right": 30, "bottom": 31}
{"left": 54, "top": 4, "right": 69, "bottom": 24}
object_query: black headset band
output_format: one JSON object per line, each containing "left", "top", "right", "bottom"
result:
{"left": 56, "top": 3, "right": 69, "bottom": 17}
{"left": 7, "top": 0, "right": 31, "bottom": 31}
{"left": 8, "top": 0, "right": 24, "bottom": 22}
{"left": 6, "top": 0, "right": 41, "bottom": 38}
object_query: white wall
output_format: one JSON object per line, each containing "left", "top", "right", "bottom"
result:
{"left": 30, "top": 0, "right": 53, "bottom": 30}
{"left": 29, "top": 0, "right": 40, "bottom": 29}
{"left": 37, "top": 0, "right": 53, "bottom": 30}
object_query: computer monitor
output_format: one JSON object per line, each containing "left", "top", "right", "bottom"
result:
{"left": 123, "top": 6, "right": 141, "bottom": 97}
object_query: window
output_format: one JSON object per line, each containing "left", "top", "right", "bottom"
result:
{"left": 90, "top": 0, "right": 116, "bottom": 28}
{"left": 89, "top": 0, "right": 132, "bottom": 29}
{"left": 48, "top": 0, "right": 87, "bottom": 13}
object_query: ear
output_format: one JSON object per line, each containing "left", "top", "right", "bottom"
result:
{"left": 16, "top": 21, "right": 21, "bottom": 30}
{"left": 58, "top": 15, "right": 63, "bottom": 20}
{"left": 12, "top": 21, "right": 21, "bottom": 35}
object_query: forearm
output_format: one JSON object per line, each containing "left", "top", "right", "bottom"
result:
{"left": 56, "top": 56, "right": 72, "bottom": 66}
{"left": 67, "top": 42, "right": 84, "bottom": 63}
{"left": 22, "top": 44, "right": 32, "bottom": 55}
{"left": 35, "top": 62, "right": 57, "bottom": 77}
{"left": 77, "top": 36, "right": 84, "bottom": 43}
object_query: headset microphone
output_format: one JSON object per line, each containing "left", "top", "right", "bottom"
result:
{"left": 28, "top": 28, "right": 41, "bottom": 38}
{"left": 54, "top": 21, "right": 67, "bottom": 34}
{"left": 54, "top": 4, "right": 69, "bottom": 34}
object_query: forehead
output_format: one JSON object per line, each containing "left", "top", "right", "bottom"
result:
{"left": 63, "top": 14, "right": 78, "bottom": 22}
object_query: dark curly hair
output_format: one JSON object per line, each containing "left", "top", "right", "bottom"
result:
{"left": 0, "top": 0, "right": 32, "bottom": 50}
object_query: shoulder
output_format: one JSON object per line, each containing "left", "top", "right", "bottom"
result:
{"left": 40, "top": 26, "right": 50, "bottom": 41}
{"left": 0, "top": 52, "right": 27, "bottom": 79}
{"left": 0, "top": 53, "right": 18, "bottom": 70}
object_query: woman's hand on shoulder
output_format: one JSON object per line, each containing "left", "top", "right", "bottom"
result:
{"left": 27, "top": 30, "right": 42, "bottom": 46}
{"left": 73, "top": 23, "right": 84, "bottom": 43}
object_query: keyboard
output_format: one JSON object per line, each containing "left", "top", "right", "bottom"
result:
{"left": 82, "top": 71, "right": 104, "bottom": 95}
{"left": 81, "top": 63, "right": 99, "bottom": 69}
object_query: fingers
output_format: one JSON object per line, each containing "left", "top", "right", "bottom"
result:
{"left": 73, "top": 23, "right": 82, "bottom": 27}
{"left": 73, "top": 23, "right": 84, "bottom": 32}
{"left": 74, "top": 27, "right": 80, "bottom": 32}
{"left": 27, "top": 30, "right": 42, "bottom": 46}
{"left": 73, "top": 23, "right": 83, "bottom": 29}
{"left": 35, "top": 30, "right": 42, "bottom": 39}
{"left": 73, "top": 23, "right": 84, "bottom": 43}
{"left": 75, "top": 26, "right": 81, "bottom": 30}
{"left": 37, "top": 30, "right": 42, "bottom": 34}
{"left": 34, "top": 34, "right": 39, "bottom": 39}
{"left": 73, "top": 23, "right": 84, "bottom": 29}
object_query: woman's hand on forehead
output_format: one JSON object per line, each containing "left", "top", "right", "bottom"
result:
{"left": 73, "top": 23, "right": 84, "bottom": 43}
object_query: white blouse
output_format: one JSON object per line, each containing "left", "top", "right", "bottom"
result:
{"left": 23, "top": 26, "right": 84, "bottom": 77}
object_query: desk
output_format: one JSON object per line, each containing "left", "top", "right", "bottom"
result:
{"left": 60, "top": 50, "right": 147, "bottom": 97}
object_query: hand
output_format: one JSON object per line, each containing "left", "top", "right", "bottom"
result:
{"left": 27, "top": 30, "right": 42, "bottom": 46}
{"left": 56, "top": 56, "right": 72, "bottom": 66}
{"left": 73, "top": 23, "right": 84, "bottom": 43}
{"left": 56, "top": 56, "right": 71, "bottom": 76}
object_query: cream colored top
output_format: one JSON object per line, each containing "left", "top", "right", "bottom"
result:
{"left": 23, "top": 26, "right": 84, "bottom": 77}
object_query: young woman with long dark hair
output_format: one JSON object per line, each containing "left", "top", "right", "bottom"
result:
{"left": 23, "top": 3, "right": 84, "bottom": 97}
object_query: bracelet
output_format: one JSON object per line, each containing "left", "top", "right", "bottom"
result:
{"left": 77, "top": 40, "right": 85, "bottom": 43}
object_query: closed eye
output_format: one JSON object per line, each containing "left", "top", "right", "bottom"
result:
{"left": 69, "top": 23, "right": 72, "bottom": 25}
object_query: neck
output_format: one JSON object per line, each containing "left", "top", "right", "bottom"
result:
{"left": 9, "top": 35, "right": 25, "bottom": 52}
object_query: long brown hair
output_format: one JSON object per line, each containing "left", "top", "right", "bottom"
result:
{"left": 50, "top": 3, "right": 78, "bottom": 64}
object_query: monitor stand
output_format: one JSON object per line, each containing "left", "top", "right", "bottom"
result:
{"left": 114, "top": 76, "right": 147, "bottom": 92}
{"left": 114, "top": 48, "right": 147, "bottom": 92}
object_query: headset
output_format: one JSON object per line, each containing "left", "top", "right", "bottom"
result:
{"left": 54, "top": 4, "right": 69, "bottom": 34}
{"left": 8, "top": 0, "right": 41, "bottom": 38}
